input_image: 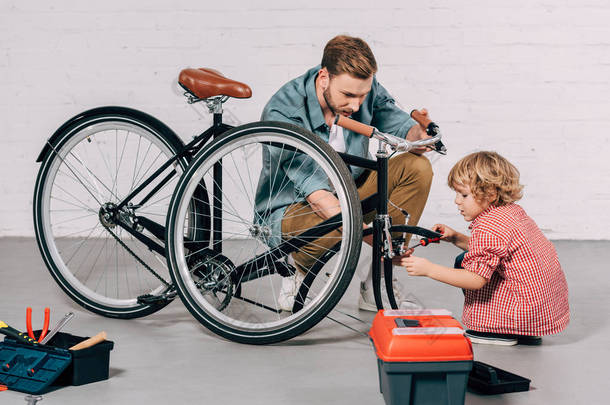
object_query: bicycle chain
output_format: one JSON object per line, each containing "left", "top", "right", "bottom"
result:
{"left": 102, "top": 224, "right": 172, "bottom": 288}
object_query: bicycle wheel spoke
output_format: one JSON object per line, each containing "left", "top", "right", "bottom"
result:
{"left": 166, "top": 124, "right": 362, "bottom": 343}
{"left": 35, "top": 114, "right": 191, "bottom": 318}
{"left": 69, "top": 149, "right": 120, "bottom": 203}
{"left": 64, "top": 225, "right": 105, "bottom": 267}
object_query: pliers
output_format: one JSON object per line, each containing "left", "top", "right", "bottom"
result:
{"left": 26, "top": 307, "right": 50, "bottom": 343}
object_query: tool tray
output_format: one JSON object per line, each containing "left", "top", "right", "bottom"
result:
{"left": 467, "top": 361, "right": 531, "bottom": 395}
{"left": 0, "top": 331, "right": 114, "bottom": 394}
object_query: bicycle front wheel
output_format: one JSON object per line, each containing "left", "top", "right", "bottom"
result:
{"left": 166, "top": 121, "right": 362, "bottom": 344}
{"left": 33, "top": 107, "right": 208, "bottom": 318}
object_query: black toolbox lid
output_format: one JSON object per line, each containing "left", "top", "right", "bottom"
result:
{"left": 468, "top": 361, "right": 531, "bottom": 395}
{"left": 0, "top": 337, "right": 72, "bottom": 394}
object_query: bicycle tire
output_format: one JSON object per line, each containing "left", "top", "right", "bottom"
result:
{"left": 166, "top": 121, "right": 362, "bottom": 344}
{"left": 33, "top": 106, "right": 209, "bottom": 319}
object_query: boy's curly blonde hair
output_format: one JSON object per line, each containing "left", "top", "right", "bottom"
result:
{"left": 448, "top": 151, "right": 523, "bottom": 206}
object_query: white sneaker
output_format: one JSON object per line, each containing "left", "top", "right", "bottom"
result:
{"left": 277, "top": 269, "right": 306, "bottom": 312}
{"left": 358, "top": 278, "right": 421, "bottom": 312}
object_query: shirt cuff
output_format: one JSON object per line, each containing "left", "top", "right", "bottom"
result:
{"left": 397, "top": 117, "right": 417, "bottom": 139}
{"left": 462, "top": 259, "right": 495, "bottom": 281}
{"left": 296, "top": 176, "right": 332, "bottom": 199}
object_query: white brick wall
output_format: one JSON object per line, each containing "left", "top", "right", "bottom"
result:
{"left": 1, "top": 0, "right": 608, "bottom": 239}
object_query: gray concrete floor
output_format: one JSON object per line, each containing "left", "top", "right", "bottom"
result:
{"left": 0, "top": 238, "right": 607, "bottom": 404}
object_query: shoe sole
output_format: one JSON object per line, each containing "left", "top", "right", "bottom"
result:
{"left": 517, "top": 336, "right": 543, "bottom": 345}
{"left": 466, "top": 335, "right": 518, "bottom": 346}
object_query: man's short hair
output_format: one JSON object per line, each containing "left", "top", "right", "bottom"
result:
{"left": 448, "top": 151, "right": 524, "bottom": 206}
{"left": 321, "top": 35, "right": 378, "bottom": 79}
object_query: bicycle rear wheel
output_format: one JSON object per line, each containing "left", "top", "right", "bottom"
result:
{"left": 33, "top": 107, "right": 209, "bottom": 318}
{"left": 166, "top": 121, "right": 362, "bottom": 344}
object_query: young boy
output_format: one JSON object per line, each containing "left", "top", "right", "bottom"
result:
{"left": 396, "top": 151, "right": 570, "bottom": 345}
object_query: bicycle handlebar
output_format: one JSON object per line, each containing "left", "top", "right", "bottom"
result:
{"left": 333, "top": 115, "right": 374, "bottom": 137}
{"left": 334, "top": 109, "right": 444, "bottom": 153}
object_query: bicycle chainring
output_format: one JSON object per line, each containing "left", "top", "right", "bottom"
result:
{"left": 188, "top": 249, "right": 235, "bottom": 311}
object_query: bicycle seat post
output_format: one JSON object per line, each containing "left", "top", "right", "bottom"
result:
{"left": 198, "top": 96, "right": 230, "bottom": 253}
{"left": 204, "top": 96, "right": 228, "bottom": 131}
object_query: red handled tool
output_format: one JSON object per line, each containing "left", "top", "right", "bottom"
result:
{"left": 408, "top": 236, "right": 442, "bottom": 250}
{"left": 26, "top": 307, "right": 50, "bottom": 343}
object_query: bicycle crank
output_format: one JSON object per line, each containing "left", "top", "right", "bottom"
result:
{"left": 188, "top": 249, "right": 236, "bottom": 311}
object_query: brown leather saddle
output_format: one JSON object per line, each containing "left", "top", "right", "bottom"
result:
{"left": 179, "top": 68, "right": 252, "bottom": 100}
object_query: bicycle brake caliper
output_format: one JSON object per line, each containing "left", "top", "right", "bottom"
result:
{"left": 382, "top": 215, "right": 394, "bottom": 260}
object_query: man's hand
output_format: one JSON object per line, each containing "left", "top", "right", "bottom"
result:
{"left": 307, "top": 190, "right": 377, "bottom": 247}
{"left": 307, "top": 189, "right": 341, "bottom": 220}
{"left": 406, "top": 108, "right": 432, "bottom": 155}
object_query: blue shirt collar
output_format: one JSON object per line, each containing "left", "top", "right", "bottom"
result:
{"left": 305, "top": 65, "right": 328, "bottom": 131}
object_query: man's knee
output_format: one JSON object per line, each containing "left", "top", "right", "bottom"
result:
{"left": 411, "top": 155, "right": 433, "bottom": 183}
{"left": 392, "top": 153, "right": 433, "bottom": 187}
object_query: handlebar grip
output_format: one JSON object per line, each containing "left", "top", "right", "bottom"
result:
{"left": 410, "top": 109, "right": 432, "bottom": 128}
{"left": 334, "top": 115, "right": 374, "bottom": 137}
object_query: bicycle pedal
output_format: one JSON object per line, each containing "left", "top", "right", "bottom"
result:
{"left": 137, "top": 291, "right": 176, "bottom": 305}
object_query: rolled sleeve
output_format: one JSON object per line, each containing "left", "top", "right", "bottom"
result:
{"left": 370, "top": 83, "right": 416, "bottom": 138}
{"left": 462, "top": 229, "right": 507, "bottom": 280}
{"left": 263, "top": 109, "right": 331, "bottom": 199}
{"left": 280, "top": 148, "right": 331, "bottom": 198}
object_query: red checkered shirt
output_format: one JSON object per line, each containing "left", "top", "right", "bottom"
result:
{"left": 461, "top": 203, "right": 570, "bottom": 336}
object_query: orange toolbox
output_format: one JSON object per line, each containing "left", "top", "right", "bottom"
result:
{"left": 369, "top": 309, "right": 473, "bottom": 405}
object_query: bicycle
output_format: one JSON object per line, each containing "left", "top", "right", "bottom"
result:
{"left": 33, "top": 67, "right": 443, "bottom": 344}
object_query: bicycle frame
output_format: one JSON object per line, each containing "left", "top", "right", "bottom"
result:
{"left": 112, "top": 110, "right": 234, "bottom": 257}
{"left": 104, "top": 104, "right": 440, "bottom": 312}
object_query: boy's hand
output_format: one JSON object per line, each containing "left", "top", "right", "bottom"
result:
{"left": 432, "top": 223, "right": 457, "bottom": 243}
{"left": 391, "top": 248, "right": 415, "bottom": 266}
{"left": 399, "top": 255, "right": 432, "bottom": 277}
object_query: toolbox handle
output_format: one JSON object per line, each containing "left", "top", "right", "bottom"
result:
{"left": 392, "top": 327, "right": 465, "bottom": 336}
{"left": 384, "top": 309, "right": 453, "bottom": 317}
{"left": 394, "top": 318, "right": 421, "bottom": 328}
{"left": 473, "top": 363, "right": 500, "bottom": 384}
{"left": 2, "top": 353, "right": 20, "bottom": 371}
{"left": 27, "top": 353, "right": 50, "bottom": 377}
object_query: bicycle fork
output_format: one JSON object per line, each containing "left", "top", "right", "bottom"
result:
{"left": 371, "top": 143, "right": 399, "bottom": 311}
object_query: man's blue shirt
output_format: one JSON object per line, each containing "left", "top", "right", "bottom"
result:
{"left": 254, "top": 65, "right": 417, "bottom": 246}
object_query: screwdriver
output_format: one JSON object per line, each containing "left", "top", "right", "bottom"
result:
{"left": 0, "top": 320, "right": 38, "bottom": 345}
{"left": 39, "top": 312, "right": 74, "bottom": 345}
{"left": 408, "top": 236, "right": 442, "bottom": 250}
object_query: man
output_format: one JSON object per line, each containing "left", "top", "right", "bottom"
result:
{"left": 256, "top": 35, "right": 433, "bottom": 311}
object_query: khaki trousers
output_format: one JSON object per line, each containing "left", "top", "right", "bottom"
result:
{"left": 281, "top": 152, "right": 433, "bottom": 273}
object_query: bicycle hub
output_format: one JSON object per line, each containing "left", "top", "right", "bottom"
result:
{"left": 99, "top": 202, "right": 119, "bottom": 228}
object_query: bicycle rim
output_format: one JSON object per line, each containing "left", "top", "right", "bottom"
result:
{"left": 167, "top": 122, "right": 362, "bottom": 343}
{"left": 34, "top": 116, "right": 190, "bottom": 316}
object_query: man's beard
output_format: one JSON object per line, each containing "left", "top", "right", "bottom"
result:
{"left": 323, "top": 87, "right": 352, "bottom": 117}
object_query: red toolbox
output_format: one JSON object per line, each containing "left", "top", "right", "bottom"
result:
{"left": 369, "top": 309, "right": 473, "bottom": 405}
